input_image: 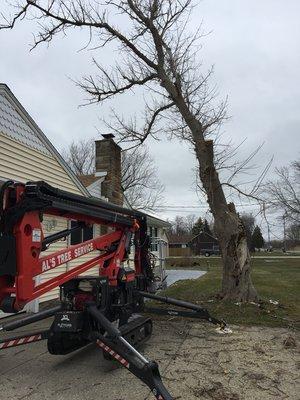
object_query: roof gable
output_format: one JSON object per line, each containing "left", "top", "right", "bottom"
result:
{"left": 168, "top": 233, "right": 193, "bottom": 244}
{"left": 190, "top": 231, "right": 218, "bottom": 243}
{"left": 0, "top": 90, "right": 50, "bottom": 155}
{"left": 0, "top": 84, "right": 89, "bottom": 196}
{"left": 147, "top": 214, "right": 171, "bottom": 228}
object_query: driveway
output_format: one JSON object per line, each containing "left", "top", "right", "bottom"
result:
{"left": 165, "top": 269, "right": 206, "bottom": 286}
{"left": 0, "top": 317, "right": 298, "bottom": 400}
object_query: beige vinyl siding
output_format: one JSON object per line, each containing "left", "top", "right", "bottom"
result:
{"left": 0, "top": 134, "right": 80, "bottom": 192}
{"left": 0, "top": 133, "right": 92, "bottom": 304}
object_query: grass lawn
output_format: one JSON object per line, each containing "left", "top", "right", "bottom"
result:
{"left": 159, "top": 257, "right": 300, "bottom": 329}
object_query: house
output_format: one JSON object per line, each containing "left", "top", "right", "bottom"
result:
{"left": 168, "top": 233, "right": 193, "bottom": 256}
{"left": 0, "top": 83, "right": 101, "bottom": 313}
{"left": 189, "top": 231, "right": 219, "bottom": 256}
{"left": 168, "top": 231, "right": 219, "bottom": 257}
{"left": 77, "top": 135, "right": 170, "bottom": 261}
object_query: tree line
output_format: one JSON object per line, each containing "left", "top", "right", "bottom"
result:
{"left": 170, "top": 215, "right": 212, "bottom": 237}
{"left": 169, "top": 213, "right": 265, "bottom": 251}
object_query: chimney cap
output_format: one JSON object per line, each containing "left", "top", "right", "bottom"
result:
{"left": 101, "top": 133, "right": 115, "bottom": 139}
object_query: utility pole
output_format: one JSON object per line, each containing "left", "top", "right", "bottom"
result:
{"left": 264, "top": 202, "right": 271, "bottom": 252}
{"left": 267, "top": 224, "right": 271, "bottom": 251}
{"left": 283, "top": 213, "right": 287, "bottom": 252}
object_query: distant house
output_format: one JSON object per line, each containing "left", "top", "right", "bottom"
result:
{"left": 168, "top": 231, "right": 219, "bottom": 257}
{"left": 189, "top": 231, "right": 219, "bottom": 256}
{"left": 168, "top": 234, "right": 193, "bottom": 256}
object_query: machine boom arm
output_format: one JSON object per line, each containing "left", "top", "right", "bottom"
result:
{"left": 0, "top": 180, "right": 151, "bottom": 312}
{"left": 0, "top": 180, "right": 227, "bottom": 400}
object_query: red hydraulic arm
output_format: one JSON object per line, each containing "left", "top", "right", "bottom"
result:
{"left": 0, "top": 180, "right": 145, "bottom": 312}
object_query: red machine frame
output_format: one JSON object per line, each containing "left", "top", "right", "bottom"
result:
{"left": 0, "top": 181, "right": 142, "bottom": 311}
{"left": 0, "top": 180, "right": 226, "bottom": 400}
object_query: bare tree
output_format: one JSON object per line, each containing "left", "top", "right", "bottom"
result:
{"left": 171, "top": 214, "right": 196, "bottom": 235}
{"left": 184, "top": 214, "right": 197, "bottom": 234}
{"left": 121, "top": 146, "right": 165, "bottom": 212}
{"left": 265, "top": 160, "right": 300, "bottom": 223}
{"left": 171, "top": 215, "right": 192, "bottom": 235}
{"left": 172, "top": 216, "right": 187, "bottom": 235}
{"left": 62, "top": 139, "right": 95, "bottom": 175}
{"left": 1, "top": 1, "right": 258, "bottom": 301}
{"left": 63, "top": 139, "right": 164, "bottom": 212}
{"left": 286, "top": 223, "right": 300, "bottom": 242}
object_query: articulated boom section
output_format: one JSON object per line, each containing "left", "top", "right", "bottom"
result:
{"left": 0, "top": 180, "right": 227, "bottom": 400}
{"left": 0, "top": 180, "right": 150, "bottom": 313}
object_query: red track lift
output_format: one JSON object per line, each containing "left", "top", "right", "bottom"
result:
{"left": 0, "top": 180, "right": 226, "bottom": 399}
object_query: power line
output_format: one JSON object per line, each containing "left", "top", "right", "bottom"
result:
{"left": 159, "top": 203, "right": 259, "bottom": 209}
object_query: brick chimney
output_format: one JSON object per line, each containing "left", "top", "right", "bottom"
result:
{"left": 95, "top": 134, "right": 123, "bottom": 206}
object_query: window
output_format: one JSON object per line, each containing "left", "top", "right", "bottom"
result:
{"left": 149, "top": 226, "right": 158, "bottom": 252}
{"left": 70, "top": 221, "right": 94, "bottom": 245}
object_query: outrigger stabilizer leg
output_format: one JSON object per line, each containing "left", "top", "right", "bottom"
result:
{"left": 0, "top": 305, "right": 62, "bottom": 332}
{"left": 140, "top": 291, "right": 227, "bottom": 329}
{"left": 87, "top": 303, "right": 173, "bottom": 400}
{"left": 0, "top": 305, "right": 61, "bottom": 350}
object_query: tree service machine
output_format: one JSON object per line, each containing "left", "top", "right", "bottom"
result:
{"left": 0, "top": 180, "right": 226, "bottom": 399}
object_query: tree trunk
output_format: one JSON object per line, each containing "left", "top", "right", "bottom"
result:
{"left": 214, "top": 203, "right": 258, "bottom": 301}
{"left": 196, "top": 140, "right": 258, "bottom": 302}
{"left": 159, "top": 74, "right": 258, "bottom": 301}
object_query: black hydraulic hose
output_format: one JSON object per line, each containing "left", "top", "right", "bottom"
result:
{"left": 26, "top": 181, "right": 145, "bottom": 219}
{"left": 24, "top": 181, "right": 138, "bottom": 227}
{"left": 0, "top": 180, "right": 14, "bottom": 231}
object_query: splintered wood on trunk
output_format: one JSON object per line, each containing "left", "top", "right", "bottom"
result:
{"left": 196, "top": 140, "right": 258, "bottom": 302}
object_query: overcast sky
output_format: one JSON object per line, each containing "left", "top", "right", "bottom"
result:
{"left": 0, "top": 0, "right": 299, "bottom": 238}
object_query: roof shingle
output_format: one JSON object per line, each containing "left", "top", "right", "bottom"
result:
{"left": 168, "top": 233, "right": 193, "bottom": 244}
